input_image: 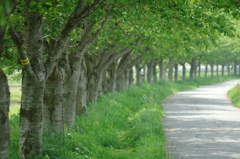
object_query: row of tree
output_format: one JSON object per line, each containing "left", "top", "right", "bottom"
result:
{"left": 1, "top": 0, "right": 240, "bottom": 158}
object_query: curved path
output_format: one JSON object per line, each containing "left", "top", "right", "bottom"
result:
{"left": 162, "top": 80, "right": 240, "bottom": 159}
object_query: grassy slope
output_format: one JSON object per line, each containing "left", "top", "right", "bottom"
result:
{"left": 228, "top": 82, "right": 240, "bottom": 108}
{"left": 9, "top": 76, "right": 239, "bottom": 159}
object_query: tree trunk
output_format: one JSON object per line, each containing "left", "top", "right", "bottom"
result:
{"left": 109, "top": 62, "right": 117, "bottom": 92}
{"left": 174, "top": 64, "right": 178, "bottom": 81}
{"left": 221, "top": 64, "right": 225, "bottom": 76}
{"left": 194, "top": 61, "right": 197, "bottom": 78}
{"left": 135, "top": 63, "right": 142, "bottom": 86}
{"left": 0, "top": 69, "right": 10, "bottom": 159}
{"left": 116, "top": 72, "right": 125, "bottom": 91}
{"left": 87, "top": 71, "right": 102, "bottom": 104}
{"left": 98, "top": 72, "right": 103, "bottom": 97}
{"left": 210, "top": 62, "right": 214, "bottom": 77}
{"left": 19, "top": 7, "right": 45, "bottom": 158}
{"left": 129, "top": 68, "right": 134, "bottom": 86}
{"left": 168, "top": 58, "right": 174, "bottom": 82}
{"left": 181, "top": 62, "right": 186, "bottom": 80}
{"left": 216, "top": 63, "right": 219, "bottom": 76}
{"left": 153, "top": 62, "right": 157, "bottom": 82}
{"left": 227, "top": 65, "right": 231, "bottom": 76}
{"left": 198, "top": 63, "right": 201, "bottom": 77}
{"left": 142, "top": 66, "right": 146, "bottom": 82}
{"left": 102, "top": 70, "right": 109, "bottom": 94}
{"left": 159, "top": 58, "right": 166, "bottom": 81}
{"left": 239, "top": 64, "right": 240, "bottom": 75}
{"left": 190, "top": 58, "right": 196, "bottom": 79}
{"left": 147, "top": 61, "right": 153, "bottom": 84}
{"left": 64, "top": 55, "right": 82, "bottom": 126}
{"left": 205, "top": 64, "right": 208, "bottom": 77}
{"left": 124, "top": 69, "right": 129, "bottom": 89}
{"left": 76, "top": 63, "right": 87, "bottom": 115}
{"left": 234, "top": 60, "right": 237, "bottom": 76}
{"left": 43, "top": 66, "right": 64, "bottom": 132}
{"left": 20, "top": 70, "right": 45, "bottom": 159}
{"left": 0, "top": 25, "right": 10, "bottom": 159}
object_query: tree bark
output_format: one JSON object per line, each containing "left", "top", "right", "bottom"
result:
{"left": 102, "top": 70, "right": 108, "bottom": 94}
{"left": 168, "top": 58, "right": 174, "bottom": 82}
{"left": 123, "top": 69, "right": 129, "bottom": 89}
{"left": 194, "top": 61, "right": 197, "bottom": 78}
{"left": 190, "top": 58, "right": 196, "bottom": 79}
{"left": 205, "top": 64, "right": 208, "bottom": 77}
{"left": 221, "top": 64, "right": 225, "bottom": 76}
{"left": 142, "top": 66, "right": 146, "bottom": 82}
{"left": 234, "top": 60, "right": 237, "bottom": 76}
{"left": 227, "top": 65, "right": 231, "bottom": 76}
{"left": 181, "top": 62, "right": 186, "bottom": 80}
{"left": 135, "top": 63, "right": 142, "bottom": 86}
{"left": 210, "top": 62, "right": 214, "bottom": 77}
{"left": 152, "top": 61, "right": 157, "bottom": 82}
{"left": 0, "top": 25, "right": 10, "bottom": 159}
{"left": 197, "top": 62, "right": 201, "bottom": 77}
{"left": 159, "top": 58, "right": 166, "bottom": 81}
{"left": 20, "top": 70, "right": 45, "bottom": 159}
{"left": 147, "top": 61, "right": 153, "bottom": 84}
{"left": 87, "top": 70, "right": 103, "bottom": 104}
{"left": 116, "top": 72, "right": 125, "bottom": 91}
{"left": 76, "top": 62, "right": 87, "bottom": 115}
{"left": 43, "top": 66, "right": 65, "bottom": 132}
{"left": 108, "top": 62, "right": 117, "bottom": 92}
{"left": 18, "top": 5, "right": 45, "bottom": 158}
{"left": 0, "top": 69, "right": 10, "bottom": 159}
{"left": 64, "top": 54, "right": 82, "bottom": 126}
{"left": 129, "top": 68, "right": 134, "bottom": 86}
{"left": 174, "top": 64, "right": 178, "bottom": 81}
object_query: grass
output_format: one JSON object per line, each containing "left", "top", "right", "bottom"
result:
{"left": 9, "top": 75, "right": 240, "bottom": 159}
{"left": 9, "top": 86, "right": 21, "bottom": 106}
{"left": 228, "top": 83, "right": 240, "bottom": 108}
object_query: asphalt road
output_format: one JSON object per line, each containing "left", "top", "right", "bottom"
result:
{"left": 162, "top": 80, "right": 240, "bottom": 159}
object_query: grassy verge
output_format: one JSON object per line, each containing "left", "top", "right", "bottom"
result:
{"left": 228, "top": 82, "right": 240, "bottom": 108}
{"left": 9, "top": 76, "right": 239, "bottom": 159}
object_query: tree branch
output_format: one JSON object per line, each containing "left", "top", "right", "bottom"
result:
{"left": 9, "top": 24, "right": 34, "bottom": 77}
{"left": 46, "top": 0, "right": 105, "bottom": 78}
{"left": 101, "top": 48, "right": 133, "bottom": 72}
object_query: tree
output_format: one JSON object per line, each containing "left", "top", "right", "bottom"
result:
{"left": 9, "top": 0, "right": 106, "bottom": 158}
{"left": 0, "top": 27, "right": 10, "bottom": 159}
{"left": 0, "top": 0, "right": 19, "bottom": 158}
{"left": 3, "top": 0, "right": 240, "bottom": 158}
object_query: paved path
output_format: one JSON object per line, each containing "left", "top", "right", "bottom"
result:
{"left": 162, "top": 80, "right": 240, "bottom": 159}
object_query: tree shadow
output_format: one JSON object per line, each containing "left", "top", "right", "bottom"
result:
{"left": 162, "top": 80, "right": 240, "bottom": 159}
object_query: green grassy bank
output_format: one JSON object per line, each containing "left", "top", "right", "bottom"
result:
{"left": 9, "top": 76, "right": 239, "bottom": 159}
{"left": 228, "top": 82, "right": 240, "bottom": 108}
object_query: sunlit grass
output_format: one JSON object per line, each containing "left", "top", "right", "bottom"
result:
{"left": 228, "top": 83, "right": 240, "bottom": 108}
{"left": 9, "top": 86, "right": 21, "bottom": 106}
{"left": 9, "top": 106, "right": 20, "bottom": 116}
